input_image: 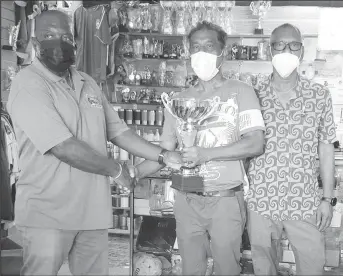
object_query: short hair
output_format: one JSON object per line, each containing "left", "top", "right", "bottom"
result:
{"left": 188, "top": 21, "right": 227, "bottom": 49}
{"left": 270, "top": 23, "right": 303, "bottom": 42}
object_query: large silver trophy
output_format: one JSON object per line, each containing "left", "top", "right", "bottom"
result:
{"left": 250, "top": 1, "right": 271, "bottom": 35}
{"left": 161, "top": 92, "right": 220, "bottom": 192}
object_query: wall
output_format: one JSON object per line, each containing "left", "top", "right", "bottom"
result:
{"left": 1, "top": 1, "right": 17, "bottom": 105}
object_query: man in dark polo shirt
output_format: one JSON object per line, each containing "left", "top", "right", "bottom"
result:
{"left": 7, "top": 10, "right": 180, "bottom": 276}
{"left": 135, "top": 21, "right": 265, "bottom": 276}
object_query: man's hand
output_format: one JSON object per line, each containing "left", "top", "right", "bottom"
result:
{"left": 113, "top": 162, "right": 134, "bottom": 192}
{"left": 182, "top": 146, "right": 209, "bottom": 167}
{"left": 316, "top": 201, "right": 333, "bottom": 232}
{"left": 164, "top": 151, "right": 183, "bottom": 170}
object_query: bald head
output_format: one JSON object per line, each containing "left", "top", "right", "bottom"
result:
{"left": 270, "top": 23, "right": 302, "bottom": 44}
{"left": 34, "top": 10, "right": 71, "bottom": 41}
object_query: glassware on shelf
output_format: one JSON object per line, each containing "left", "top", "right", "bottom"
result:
{"left": 188, "top": 1, "right": 201, "bottom": 28}
{"left": 203, "top": 1, "right": 215, "bottom": 23}
{"left": 160, "top": 1, "right": 174, "bottom": 35}
{"left": 143, "top": 36, "right": 150, "bottom": 58}
{"left": 127, "top": 7, "right": 141, "bottom": 32}
{"left": 257, "top": 40, "right": 269, "bottom": 61}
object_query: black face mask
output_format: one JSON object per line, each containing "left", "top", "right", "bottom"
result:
{"left": 38, "top": 38, "right": 75, "bottom": 73}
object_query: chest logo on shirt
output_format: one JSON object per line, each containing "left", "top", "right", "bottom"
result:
{"left": 86, "top": 94, "right": 103, "bottom": 109}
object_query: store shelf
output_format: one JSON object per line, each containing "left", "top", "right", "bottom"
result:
{"left": 119, "top": 32, "right": 318, "bottom": 39}
{"left": 122, "top": 56, "right": 187, "bottom": 62}
{"left": 108, "top": 228, "right": 130, "bottom": 235}
{"left": 116, "top": 84, "right": 186, "bottom": 90}
{"left": 111, "top": 102, "right": 163, "bottom": 109}
{"left": 112, "top": 207, "right": 130, "bottom": 211}
{"left": 128, "top": 124, "right": 163, "bottom": 131}
{"left": 144, "top": 176, "right": 171, "bottom": 180}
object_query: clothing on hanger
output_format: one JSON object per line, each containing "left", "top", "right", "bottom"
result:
{"left": 74, "top": 4, "right": 111, "bottom": 83}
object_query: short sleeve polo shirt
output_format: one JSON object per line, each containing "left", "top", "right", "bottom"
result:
{"left": 7, "top": 58, "right": 129, "bottom": 230}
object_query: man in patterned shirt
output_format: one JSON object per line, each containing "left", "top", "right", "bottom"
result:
{"left": 247, "top": 23, "right": 337, "bottom": 275}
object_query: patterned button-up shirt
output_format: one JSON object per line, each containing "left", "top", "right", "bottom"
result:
{"left": 247, "top": 75, "right": 337, "bottom": 221}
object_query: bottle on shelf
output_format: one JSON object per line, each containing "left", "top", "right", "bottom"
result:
{"left": 154, "top": 129, "right": 160, "bottom": 142}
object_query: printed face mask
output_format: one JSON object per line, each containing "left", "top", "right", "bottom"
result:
{"left": 191, "top": 51, "right": 222, "bottom": 81}
{"left": 38, "top": 38, "right": 75, "bottom": 73}
{"left": 271, "top": 52, "right": 300, "bottom": 78}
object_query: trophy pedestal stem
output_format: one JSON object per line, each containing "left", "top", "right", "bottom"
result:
{"left": 171, "top": 173, "right": 204, "bottom": 193}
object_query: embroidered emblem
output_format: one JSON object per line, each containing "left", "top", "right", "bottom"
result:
{"left": 86, "top": 94, "right": 103, "bottom": 108}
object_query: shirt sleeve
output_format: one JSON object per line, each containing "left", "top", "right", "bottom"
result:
{"left": 319, "top": 89, "right": 337, "bottom": 144}
{"left": 8, "top": 86, "right": 73, "bottom": 155}
{"left": 237, "top": 84, "right": 265, "bottom": 136}
{"left": 101, "top": 93, "right": 129, "bottom": 141}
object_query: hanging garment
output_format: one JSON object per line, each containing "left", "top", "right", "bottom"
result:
{"left": 1, "top": 114, "right": 20, "bottom": 187}
{"left": 1, "top": 120, "right": 14, "bottom": 221}
{"left": 74, "top": 4, "right": 111, "bottom": 84}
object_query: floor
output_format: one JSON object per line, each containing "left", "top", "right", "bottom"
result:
{"left": 1, "top": 226, "right": 130, "bottom": 276}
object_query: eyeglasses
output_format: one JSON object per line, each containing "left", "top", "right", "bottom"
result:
{"left": 271, "top": 41, "right": 303, "bottom": 51}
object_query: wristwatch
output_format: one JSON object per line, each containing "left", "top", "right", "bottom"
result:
{"left": 321, "top": 197, "right": 337, "bottom": 207}
{"left": 158, "top": 149, "right": 168, "bottom": 165}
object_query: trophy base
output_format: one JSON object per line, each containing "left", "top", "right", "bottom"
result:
{"left": 171, "top": 173, "right": 204, "bottom": 193}
{"left": 254, "top": 28, "right": 264, "bottom": 35}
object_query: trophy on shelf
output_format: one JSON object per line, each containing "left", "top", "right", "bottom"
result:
{"left": 160, "top": 1, "right": 174, "bottom": 35}
{"left": 250, "top": 1, "right": 272, "bottom": 35}
{"left": 188, "top": 1, "right": 201, "bottom": 28}
{"left": 161, "top": 93, "right": 220, "bottom": 192}
{"left": 224, "top": 1, "right": 236, "bottom": 35}
{"left": 174, "top": 1, "right": 187, "bottom": 35}
{"left": 6, "top": 21, "right": 21, "bottom": 51}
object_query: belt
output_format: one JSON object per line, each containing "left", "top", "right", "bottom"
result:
{"left": 189, "top": 185, "right": 243, "bottom": 197}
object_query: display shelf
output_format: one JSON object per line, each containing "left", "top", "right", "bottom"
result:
{"left": 116, "top": 84, "right": 186, "bottom": 90}
{"left": 112, "top": 207, "right": 130, "bottom": 211}
{"left": 108, "top": 228, "right": 130, "bottom": 235}
{"left": 119, "top": 32, "right": 318, "bottom": 39}
{"left": 121, "top": 56, "right": 186, "bottom": 62}
{"left": 111, "top": 102, "right": 163, "bottom": 109}
{"left": 128, "top": 124, "right": 163, "bottom": 131}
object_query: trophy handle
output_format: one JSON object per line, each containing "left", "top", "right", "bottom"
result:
{"left": 161, "top": 92, "right": 178, "bottom": 120}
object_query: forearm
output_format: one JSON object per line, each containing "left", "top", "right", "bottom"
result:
{"left": 205, "top": 130, "right": 264, "bottom": 161}
{"left": 135, "top": 161, "right": 165, "bottom": 179}
{"left": 319, "top": 142, "right": 335, "bottom": 197}
{"left": 50, "top": 137, "right": 120, "bottom": 178}
{"left": 111, "top": 129, "right": 162, "bottom": 162}
{"left": 135, "top": 140, "right": 177, "bottom": 178}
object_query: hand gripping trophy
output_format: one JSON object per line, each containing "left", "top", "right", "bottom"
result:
{"left": 161, "top": 92, "right": 220, "bottom": 192}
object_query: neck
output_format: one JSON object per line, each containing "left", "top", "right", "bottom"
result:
{"left": 272, "top": 69, "right": 298, "bottom": 92}
{"left": 198, "top": 72, "right": 224, "bottom": 94}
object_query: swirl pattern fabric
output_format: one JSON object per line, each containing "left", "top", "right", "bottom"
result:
{"left": 247, "top": 75, "right": 337, "bottom": 221}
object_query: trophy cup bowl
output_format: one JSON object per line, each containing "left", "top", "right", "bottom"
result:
{"left": 250, "top": 1, "right": 272, "bottom": 35}
{"left": 161, "top": 92, "right": 220, "bottom": 192}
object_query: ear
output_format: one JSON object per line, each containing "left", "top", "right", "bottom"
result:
{"left": 299, "top": 45, "right": 304, "bottom": 62}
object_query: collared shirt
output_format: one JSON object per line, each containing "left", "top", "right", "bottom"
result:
{"left": 161, "top": 79, "right": 265, "bottom": 192}
{"left": 7, "top": 58, "right": 129, "bottom": 230}
{"left": 247, "top": 75, "right": 337, "bottom": 221}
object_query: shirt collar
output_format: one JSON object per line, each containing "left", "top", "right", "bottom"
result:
{"left": 31, "top": 58, "right": 84, "bottom": 83}
{"left": 263, "top": 73, "right": 310, "bottom": 99}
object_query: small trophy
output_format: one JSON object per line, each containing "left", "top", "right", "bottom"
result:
{"left": 7, "top": 21, "right": 21, "bottom": 51}
{"left": 250, "top": 1, "right": 272, "bottom": 35}
{"left": 161, "top": 93, "right": 220, "bottom": 193}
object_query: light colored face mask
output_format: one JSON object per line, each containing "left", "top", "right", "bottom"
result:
{"left": 271, "top": 52, "right": 301, "bottom": 79}
{"left": 191, "top": 51, "right": 223, "bottom": 82}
